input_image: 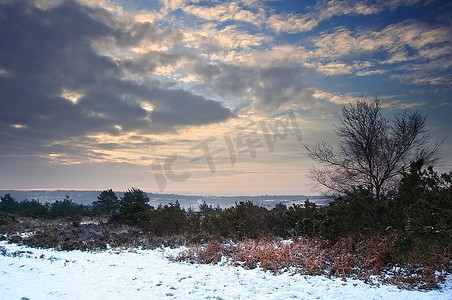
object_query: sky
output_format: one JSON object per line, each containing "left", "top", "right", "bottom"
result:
{"left": 0, "top": 0, "right": 451, "bottom": 196}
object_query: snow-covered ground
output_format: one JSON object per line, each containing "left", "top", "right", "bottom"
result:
{"left": 0, "top": 241, "right": 450, "bottom": 299}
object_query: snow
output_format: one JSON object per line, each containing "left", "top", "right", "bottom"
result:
{"left": 0, "top": 241, "right": 451, "bottom": 299}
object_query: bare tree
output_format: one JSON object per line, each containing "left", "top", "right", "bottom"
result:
{"left": 305, "top": 97, "right": 443, "bottom": 200}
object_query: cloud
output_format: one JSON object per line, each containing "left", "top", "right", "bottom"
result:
{"left": 183, "top": 1, "right": 265, "bottom": 25}
{"left": 148, "top": 87, "right": 231, "bottom": 127}
{"left": 254, "top": 66, "right": 312, "bottom": 110}
{"left": 183, "top": 60, "right": 313, "bottom": 111}
{"left": 182, "top": 23, "right": 270, "bottom": 55}
{"left": 316, "top": 61, "right": 353, "bottom": 76}
{"left": 355, "top": 69, "right": 387, "bottom": 76}
{"left": 379, "top": 0, "right": 424, "bottom": 11}
{"left": 309, "top": 19, "right": 452, "bottom": 81}
{"left": 0, "top": 0, "right": 231, "bottom": 161}
{"left": 159, "top": 0, "right": 419, "bottom": 36}
{"left": 312, "top": 90, "right": 357, "bottom": 105}
{"left": 312, "top": 89, "right": 428, "bottom": 112}
{"left": 380, "top": 99, "right": 425, "bottom": 110}
{"left": 265, "top": 0, "right": 436, "bottom": 34}
{"left": 266, "top": 13, "right": 318, "bottom": 33}
{"left": 390, "top": 73, "right": 451, "bottom": 86}
{"left": 159, "top": 0, "right": 193, "bottom": 14}
{"left": 121, "top": 50, "right": 184, "bottom": 76}
{"left": 267, "top": 0, "right": 382, "bottom": 33}
{"left": 312, "top": 20, "right": 452, "bottom": 61}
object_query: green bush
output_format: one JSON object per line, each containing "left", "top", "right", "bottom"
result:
{"left": 202, "top": 201, "right": 273, "bottom": 238}
{"left": 49, "top": 195, "right": 88, "bottom": 219}
{"left": 111, "top": 192, "right": 191, "bottom": 236}
{"left": 286, "top": 200, "right": 324, "bottom": 237}
{"left": 319, "top": 188, "right": 385, "bottom": 240}
{"left": 0, "top": 211, "right": 16, "bottom": 225}
{"left": 136, "top": 202, "right": 188, "bottom": 236}
{"left": 93, "top": 189, "right": 119, "bottom": 214}
{"left": 0, "top": 193, "right": 94, "bottom": 220}
{"left": 118, "top": 188, "right": 150, "bottom": 214}
{"left": 16, "top": 199, "right": 49, "bottom": 219}
{"left": 388, "top": 160, "right": 452, "bottom": 259}
{"left": 198, "top": 201, "right": 221, "bottom": 215}
{"left": 0, "top": 193, "right": 18, "bottom": 213}
{"left": 270, "top": 204, "right": 291, "bottom": 237}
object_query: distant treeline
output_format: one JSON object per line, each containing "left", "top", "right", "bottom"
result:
{"left": 0, "top": 190, "right": 325, "bottom": 209}
{"left": 0, "top": 193, "right": 90, "bottom": 220}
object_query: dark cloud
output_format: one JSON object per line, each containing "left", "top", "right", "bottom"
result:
{"left": 119, "top": 21, "right": 184, "bottom": 46}
{"left": 121, "top": 51, "right": 183, "bottom": 74}
{"left": 149, "top": 87, "right": 231, "bottom": 126}
{"left": 0, "top": 0, "right": 230, "bottom": 159}
{"left": 186, "top": 61, "right": 312, "bottom": 110}
{"left": 255, "top": 66, "right": 309, "bottom": 109}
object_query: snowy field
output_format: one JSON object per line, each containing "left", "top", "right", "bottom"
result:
{"left": 1, "top": 241, "right": 451, "bottom": 300}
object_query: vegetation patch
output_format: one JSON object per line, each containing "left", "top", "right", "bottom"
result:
{"left": 174, "top": 234, "right": 448, "bottom": 290}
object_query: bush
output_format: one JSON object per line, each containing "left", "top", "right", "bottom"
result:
{"left": 270, "top": 204, "right": 291, "bottom": 237}
{"left": 49, "top": 195, "right": 88, "bottom": 219}
{"left": 16, "top": 199, "right": 49, "bottom": 219}
{"left": 388, "top": 160, "right": 452, "bottom": 260}
{"left": 286, "top": 200, "right": 324, "bottom": 237}
{"left": 0, "top": 193, "right": 18, "bottom": 213}
{"left": 111, "top": 193, "right": 190, "bottom": 236}
{"left": 0, "top": 211, "right": 16, "bottom": 225}
{"left": 118, "top": 188, "right": 150, "bottom": 214}
{"left": 93, "top": 189, "right": 119, "bottom": 214}
{"left": 0, "top": 193, "right": 95, "bottom": 220}
{"left": 128, "top": 202, "right": 188, "bottom": 236}
{"left": 198, "top": 201, "right": 221, "bottom": 215}
{"left": 319, "top": 188, "right": 385, "bottom": 240}
{"left": 202, "top": 201, "right": 273, "bottom": 238}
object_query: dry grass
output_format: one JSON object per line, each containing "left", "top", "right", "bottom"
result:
{"left": 174, "top": 234, "right": 449, "bottom": 290}
{"left": 175, "top": 235, "right": 371, "bottom": 277}
{"left": 0, "top": 217, "right": 188, "bottom": 250}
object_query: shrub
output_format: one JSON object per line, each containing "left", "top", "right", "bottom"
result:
{"left": 140, "top": 202, "right": 188, "bottom": 236}
{"left": 270, "top": 205, "right": 290, "bottom": 237}
{"left": 93, "top": 189, "right": 119, "bottom": 214}
{"left": 202, "top": 201, "right": 273, "bottom": 238}
{"left": 0, "top": 193, "right": 18, "bottom": 213}
{"left": 118, "top": 188, "right": 150, "bottom": 214}
{"left": 16, "top": 199, "right": 49, "bottom": 219}
{"left": 0, "top": 211, "right": 16, "bottom": 225}
{"left": 286, "top": 200, "right": 324, "bottom": 237}
{"left": 319, "top": 188, "right": 385, "bottom": 240}
{"left": 198, "top": 201, "right": 221, "bottom": 215}
{"left": 388, "top": 160, "right": 452, "bottom": 260}
{"left": 49, "top": 195, "right": 88, "bottom": 219}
